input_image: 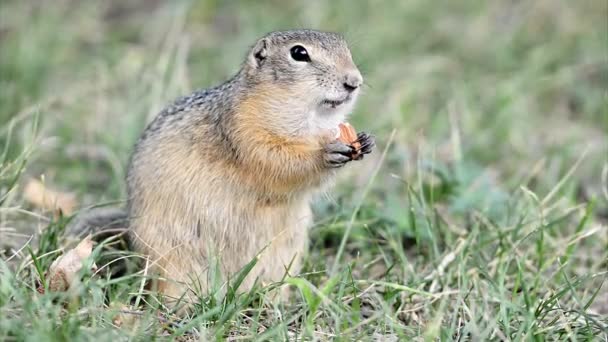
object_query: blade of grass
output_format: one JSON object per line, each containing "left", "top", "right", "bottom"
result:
{"left": 331, "top": 129, "right": 396, "bottom": 275}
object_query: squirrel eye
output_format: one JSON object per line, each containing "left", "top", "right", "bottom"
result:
{"left": 290, "top": 45, "right": 311, "bottom": 62}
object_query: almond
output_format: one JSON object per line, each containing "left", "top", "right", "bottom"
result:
{"left": 338, "top": 122, "right": 361, "bottom": 158}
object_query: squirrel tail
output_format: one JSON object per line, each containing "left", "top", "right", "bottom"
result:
{"left": 67, "top": 206, "right": 129, "bottom": 241}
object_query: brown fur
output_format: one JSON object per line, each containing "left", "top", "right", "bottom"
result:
{"left": 128, "top": 87, "right": 332, "bottom": 308}
{"left": 75, "top": 30, "right": 372, "bottom": 312}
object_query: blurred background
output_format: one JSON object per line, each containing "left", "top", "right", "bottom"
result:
{"left": 1, "top": 0, "right": 606, "bottom": 199}
{"left": 1, "top": 0, "right": 607, "bottom": 329}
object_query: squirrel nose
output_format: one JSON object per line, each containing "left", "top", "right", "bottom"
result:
{"left": 343, "top": 71, "right": 363, "bottom": 92}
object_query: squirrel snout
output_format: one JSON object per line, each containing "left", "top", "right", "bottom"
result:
{"left": 342, "top": 71, "right": 363, "bottom": 92}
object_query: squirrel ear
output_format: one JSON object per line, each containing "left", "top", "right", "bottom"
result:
{"left": 249, "top": 38, "right": 269, "bottom": 68}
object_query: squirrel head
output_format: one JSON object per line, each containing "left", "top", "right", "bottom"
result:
{"left": 241, "top": 30, "right": 363, "bottom": 137}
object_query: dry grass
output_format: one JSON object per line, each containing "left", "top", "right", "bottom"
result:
{"left": 1, "top": 0, "right": 607, "bottom": 340}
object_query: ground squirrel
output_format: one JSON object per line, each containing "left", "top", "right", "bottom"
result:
{"left": 70, "top": 29, "right": 375, "bottom": 309}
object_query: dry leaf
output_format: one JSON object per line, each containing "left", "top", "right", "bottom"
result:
{"left": 23, "top": 178, "right": 77, "bottom": 215}
{"left": 338, "top": 122, "right": 362, "bottom": 158}
{"left": 46, "top": 235, "right": 97, "bottom": 292}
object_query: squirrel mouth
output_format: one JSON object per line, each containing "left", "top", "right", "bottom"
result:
{"left": 321, "top": 95, "right": 351, "bottom": 108}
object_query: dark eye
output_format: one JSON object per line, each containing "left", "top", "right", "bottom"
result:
{"left": 290, "top": 45, "right": 311, "bottom": 62}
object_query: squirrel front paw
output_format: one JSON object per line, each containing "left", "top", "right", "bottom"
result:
{"left": 323, "top": 132, "right": 375, "bottom": 168}
{"left": 324, "top": 141, "right": 355, "bottom": 168}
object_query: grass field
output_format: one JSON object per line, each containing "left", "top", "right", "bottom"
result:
{"left": 1, "top": 0, "right": 607, "bottom": 340}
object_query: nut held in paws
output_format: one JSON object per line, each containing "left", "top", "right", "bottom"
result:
{"left": 338, "top": 122, "right": 361, "bottom": 158}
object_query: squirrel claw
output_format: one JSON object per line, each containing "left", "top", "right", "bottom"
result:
{"left": 354, "top": 132, "right": 375, "bottom": 158}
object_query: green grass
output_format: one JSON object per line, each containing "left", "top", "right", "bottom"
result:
{"left": 1, "top": 0, "right": 607, "bottom": 340}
